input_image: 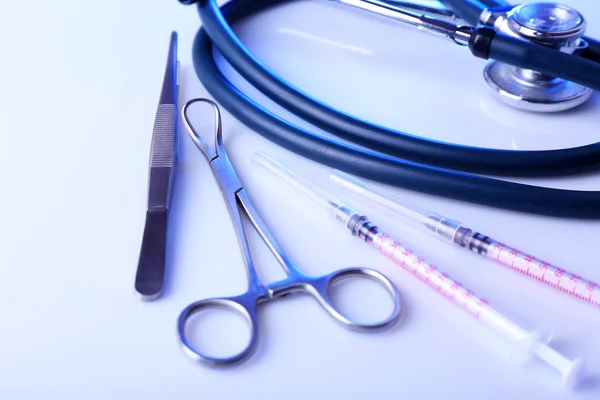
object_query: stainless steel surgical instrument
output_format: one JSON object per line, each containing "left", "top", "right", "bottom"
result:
{"left": 178, "top": 98, "right": 402, "bottom": 366}
{"left": 135, "top": 32, "right": 180, "bottom": 301}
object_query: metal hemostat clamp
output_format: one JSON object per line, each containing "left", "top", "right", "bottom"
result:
{"left": 482, "top": 2, "right": 592, "bottom": 112}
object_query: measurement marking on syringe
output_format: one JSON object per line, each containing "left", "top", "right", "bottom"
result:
{"left": 320, "top": 168, "right": 589, "bottom": 383}
{"left": 377, "top": 230, "right": 600, "bottom": 308}
{"left": 373, "top": 232, "right": 487, "bottom": 320}
{"left": 486, "top": 242, "right": 599, "bottom": 307}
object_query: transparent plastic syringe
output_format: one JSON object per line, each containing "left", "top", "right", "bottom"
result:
{"left": 329, "top": 170, "right": 600, "bottom": 308}
{"left": 253, "top": 151, "right": 584, "bottom": 388}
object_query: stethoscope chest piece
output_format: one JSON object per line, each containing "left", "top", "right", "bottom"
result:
{"left": 484, "top": 2, "right": 592, "bottom": 112}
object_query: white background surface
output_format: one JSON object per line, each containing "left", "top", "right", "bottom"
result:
{"left": 1, "top": 0, "right": 600, "bottom": 398}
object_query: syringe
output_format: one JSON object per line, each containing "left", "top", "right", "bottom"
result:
{"left": 328, "top": 170, "right": 600, "bottom": 308}
{"left": 252, "top": 151, "right": 584, "bottom": 388}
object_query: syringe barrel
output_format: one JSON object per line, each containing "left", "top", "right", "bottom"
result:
{"left": 346, "top": 211, "right": 582, "bottom": 386}
{"left": 465, "top": 235, "right": 600, "bottom": 307}
{"left": 363, "top": 227, "right": 538, "bottom": 346}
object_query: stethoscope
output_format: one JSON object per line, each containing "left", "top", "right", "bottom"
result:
{"left": 344, "top": 0, "right": 598, "bottom": 112}
{"left": 178, "top": 0, "right": 600, "bottom": 218}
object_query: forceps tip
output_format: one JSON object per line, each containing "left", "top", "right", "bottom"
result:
{"left": 137, "top": 289, "right": 163, "bottom": 302}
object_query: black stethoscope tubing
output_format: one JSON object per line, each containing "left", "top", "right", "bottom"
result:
{"left": 182, "top": 0, "right": 600, "bottom": 218}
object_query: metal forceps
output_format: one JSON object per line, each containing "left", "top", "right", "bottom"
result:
{"left": 179, "top": 98, "right": 402, "bottom": 366}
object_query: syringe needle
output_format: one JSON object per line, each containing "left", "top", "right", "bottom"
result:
{"left": 329, "top": 170, "right": 600, "bottom": 308}
{"left": 253, "top": 152, "right": 584, "bottom": 388}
